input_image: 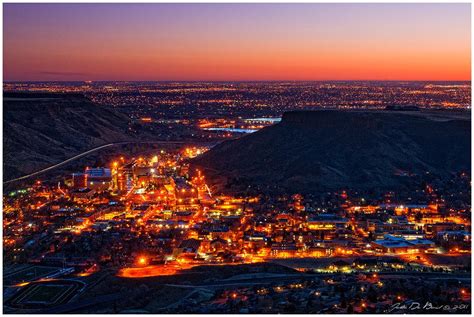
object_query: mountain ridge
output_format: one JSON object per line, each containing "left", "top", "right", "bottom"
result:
{"left": 192, "top": 110, "right": 471, "bottom": 195}
{"left": 3, "top": 93, "right": 138, "bottom": 180}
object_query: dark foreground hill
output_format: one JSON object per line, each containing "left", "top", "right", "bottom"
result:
{"left": 3, "top": 93, "right": 137, "bottom": 180}
{"left": 193, "top": 110, "right": 471, "bottom": 194}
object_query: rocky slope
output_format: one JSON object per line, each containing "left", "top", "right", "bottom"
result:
{"left": 3, "top": 93, "right": 137, "bottom": 180}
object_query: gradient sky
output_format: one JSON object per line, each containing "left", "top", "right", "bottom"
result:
{"left": 3, "top": 3, "right": 471, "bottom": 81}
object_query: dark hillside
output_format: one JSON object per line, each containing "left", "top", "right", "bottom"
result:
{"left": 3, "top": 93, "right": 138, "bottom": 180}
{"left": 193, "top": 110, "right": 471, "bottom": 194}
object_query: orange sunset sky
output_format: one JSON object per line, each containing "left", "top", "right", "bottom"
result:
{"left": 3, "top": 3, "right": 471, "bottom": 81}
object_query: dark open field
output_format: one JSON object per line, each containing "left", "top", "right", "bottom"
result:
{"left": 6, "top": 280, "right": 84, "bottom": 309}
{"left": 3, "top": 265, "right": 62, "bottom": 285}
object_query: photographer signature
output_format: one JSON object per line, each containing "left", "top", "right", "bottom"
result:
{"left": 387, "top": 301, "right": 469, "bottom": 313}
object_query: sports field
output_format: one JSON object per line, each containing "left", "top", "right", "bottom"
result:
{"left": 4, "top": 265, "right": 61, "bottom": 285}
{"left": 23, "top": 284, "right": 73, "bottom": 303}
{"left": 7, "top": 280, "right": 83, "bottom": 308}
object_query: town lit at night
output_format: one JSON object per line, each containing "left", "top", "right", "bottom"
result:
{"left": 2, "top": 2, "right": 471, "bottom": 315}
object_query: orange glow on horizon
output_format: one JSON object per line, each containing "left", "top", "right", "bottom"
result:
{"left": 3, "top": 3, "right": 471, "bottom": 81}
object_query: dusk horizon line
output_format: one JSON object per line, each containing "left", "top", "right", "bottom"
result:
{"left": 4, "top": 79, "right": 472, "bottom": 83}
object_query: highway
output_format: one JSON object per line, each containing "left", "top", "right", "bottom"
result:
{"left": 4, "top": 140, "right": 213, "bottom": 184}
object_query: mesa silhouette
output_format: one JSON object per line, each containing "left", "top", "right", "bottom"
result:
{"left": 193, "top": 110, "right": 471, "bottom": 194}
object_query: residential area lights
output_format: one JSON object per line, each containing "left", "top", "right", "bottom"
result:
{"left": 3, "top": 145, "right": 471, "bottom": 283}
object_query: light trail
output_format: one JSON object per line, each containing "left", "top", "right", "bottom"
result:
{"left": 4, "top": 140, "right": 215, "bottom": 184}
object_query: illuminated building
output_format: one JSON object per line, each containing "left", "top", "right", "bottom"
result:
{"left": 306, "top": 214, "right": 348, "bottom": 240}
{"left": 371, "top": 235, "right": 435, "bottom": 254}
{"left": 178, "top": 238, "right": 201, "bottom": 256}
{"left": 425, "top": 222, "right": 466, "bottom": 238}
{"left": 271, "top": 243, "right": 298, "bottom": 257}
{"left": 173, "top": 178, "right": 198, "bottom": 207}
{"left": 85, "top": 167, "right": 112, "bottom": 191}
{"left": 378, "top": 203, "right": 439, "bottom": 215}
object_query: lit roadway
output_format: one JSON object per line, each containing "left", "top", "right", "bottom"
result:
{"left": 36, "top": 271, "right": 470, "bottom": 314}
{"left": 4, "top": 140, "right": 216, "bottom": 185}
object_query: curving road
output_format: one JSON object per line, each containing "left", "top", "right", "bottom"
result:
{"left": 4, "top": 140, "right": 213, "bottom": 184}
